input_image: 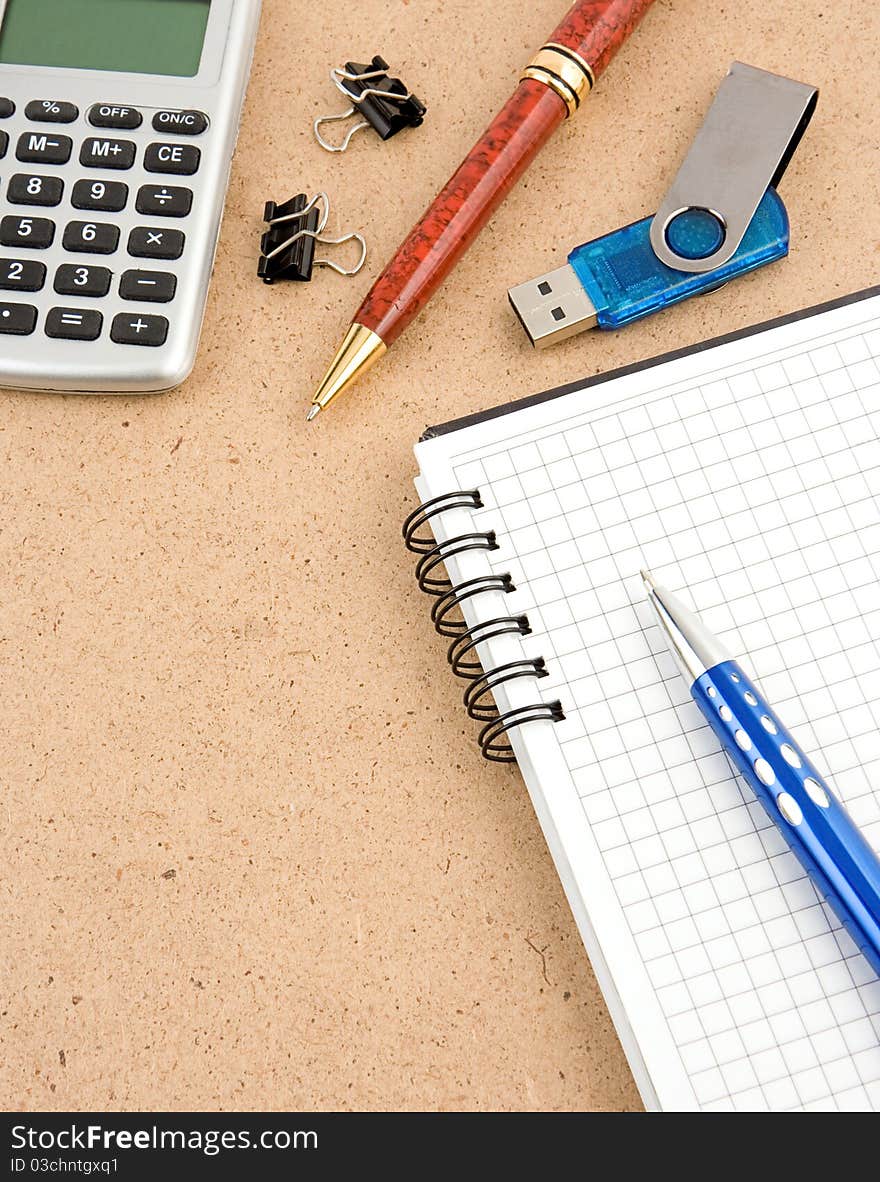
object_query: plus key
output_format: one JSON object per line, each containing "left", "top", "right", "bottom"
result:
{"left": 110, "top": 312, "right": 169, "bottom": 346}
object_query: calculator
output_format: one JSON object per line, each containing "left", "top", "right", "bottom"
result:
{"left": 0, "top": 0, "right": 261, "bottom": 392}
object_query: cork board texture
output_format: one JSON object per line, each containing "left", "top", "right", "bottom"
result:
{"left": 2, "top": 0, "right": 879, "bottom": 1112}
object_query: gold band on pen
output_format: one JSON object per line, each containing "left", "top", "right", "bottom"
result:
{"left": 522, "top": 44, "right": 595, "bottom": 117}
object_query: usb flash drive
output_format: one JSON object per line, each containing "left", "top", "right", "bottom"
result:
{"left": 509, "top": 188, "right": 790, "bottom": 349}
{"left": 509, "top": 63, "right": 818, "bottom": 350}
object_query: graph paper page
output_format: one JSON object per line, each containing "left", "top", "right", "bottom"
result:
{"left": 415, "top": 291, "right": 880, "bottom": 1110}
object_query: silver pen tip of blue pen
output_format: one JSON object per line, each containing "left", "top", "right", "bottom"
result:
{"left": 641, "top": 569, "right": 658, "bottom": 593}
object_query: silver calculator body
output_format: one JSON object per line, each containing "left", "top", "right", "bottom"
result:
{"left": 0, "top": 0, "right": 261, "bottom": 392}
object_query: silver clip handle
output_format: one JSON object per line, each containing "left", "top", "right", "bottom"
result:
{"left": 650, "top": 62, "right": 818, "bottom": 274}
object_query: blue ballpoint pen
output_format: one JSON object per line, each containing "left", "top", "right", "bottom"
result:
{"left": 642, "top": 570, "right": 880, "bottom": 979}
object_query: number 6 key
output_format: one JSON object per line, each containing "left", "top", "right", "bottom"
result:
{"left": 62, "top": 220, "right": 120, "bottom": 253}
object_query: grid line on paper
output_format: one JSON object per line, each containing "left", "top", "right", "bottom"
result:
{"left": 450, "top": 316, "right": 880, "bottom": 1112}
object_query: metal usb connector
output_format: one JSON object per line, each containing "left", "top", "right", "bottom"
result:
{"left": 508, "top": 263, "right": 599, "bottom": 349}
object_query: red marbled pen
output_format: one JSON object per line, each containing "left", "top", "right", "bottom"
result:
{"left": 307, "top": 0, "right": 658, "bottom": 421}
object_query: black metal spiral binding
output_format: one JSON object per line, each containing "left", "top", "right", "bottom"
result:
{"left": 447, "top": 615, "right": 532, "bottom": 679}
{"left": 406, "top": 489, "right": 565, "bottom": 761}
{"left": 431, "top": 573, "right": 515, "bottom": 637}
{"left": 403, "top": 490, "right": 483, "bottom": 553}
{"left": 478, "top": 701, "right": 566, "bottom": 763}
{"left": 415, "top": 531, "right": 498, "bottom": 595}
{"left": 464, "top": 657, "right": 549, "bottom": 721}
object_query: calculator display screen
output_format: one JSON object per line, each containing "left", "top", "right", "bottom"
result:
{"left": 0, "top": 0, "right": 212, "bottom": 77}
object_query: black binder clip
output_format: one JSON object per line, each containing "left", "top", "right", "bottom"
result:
{"left": 313, "top": 55, "right": 427, "bottom": 153}
{"left": 258, "top": 192, "right": 367, "bottom": 284}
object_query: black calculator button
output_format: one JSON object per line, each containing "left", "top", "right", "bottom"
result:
{"left": 46, "top": 307, "right": 103, "bottom": 341}
{"left": 136, "top": 184, "right": 192, "bottom": 218}
{"left": 62, "top": 220, "right": 120, "bottom": 254}
{"left": 71, "top": 179, "right": 128, "bottom": 212}
{"left": 128, "top": 226, "right": 185, "bottom": 260}
{"left": 152, "top": 109, "right": 208, "bottom": 135}
{"left": 0, "top": 259, "right": 46, "bottom": 291}
{"left": 16, "top": 131, "right": 72, "bottom": 165}
{"left": 0, "top": 215, "right": 55, "bottom": 249}
{"left": 0, "top": 131, "right": 8, "bottom": 159}
{"left": 80, "top": 136, "right": 136, "bottom": 170}
{"left": 25, "top": 100, "right": 79, "bottom": 123}
{"left": 0, "top": 302, "right": 37, "bottom": 334}
{"left": 120, "top": 269, "right": 177, "bottom": 303}
{"left": 111, "top": 312, "right": 168, "bottom": 347}
{"left": 54, "top": 264, "right": 112, "bottom": 298}
{"left": 144, "top": 142, "right": 201, "bottom": 176}
{"left": 88, "top": 104, "right": 143, "bottom": 130}
{"left": 0, "top": 99, "right": 15, "bottom": 118}
{"left": 8, "top": 173, "right": 64, "bottom": 207}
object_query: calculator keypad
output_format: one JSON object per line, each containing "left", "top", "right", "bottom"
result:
{"left": 0, "top": 99, "right": 204, "bottom": 357}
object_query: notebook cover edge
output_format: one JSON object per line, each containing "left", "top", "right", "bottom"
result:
{"left": 420, "top": 284, "right": 880, "bottom": 442}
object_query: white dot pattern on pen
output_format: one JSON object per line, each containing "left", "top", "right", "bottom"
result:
{"left": 744, "top": 691, "right": 757, "bottom": 706}
{"left": 719, "top": 704, "right": 733, "bottom": 722}
{"left": 754, "top": 758, "right": 775, "bottom": 786}
{"left": 777, "top": 792, "right": 804, "bottom": 825}
{"left": 706, "top": 685, "right": 716, "bottom": 698}
{"left": 760, "top": 715, "right": 777, "bottom": 735}
{"left": 780, "top": 743, "right": 802, "bottom": 768}
{"left": 734, "top": 729, "right": 752, "bottom": 751}
{"left": 804, "top": 777, "right": 831, "bottom": 808}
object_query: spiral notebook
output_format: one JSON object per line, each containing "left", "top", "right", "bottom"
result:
{"left": 406, "top": 285, "right": 880, "bottom": 1112}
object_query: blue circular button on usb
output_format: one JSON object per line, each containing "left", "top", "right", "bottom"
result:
{"left": 665, "top": 207, "right": 726, "bottom": 261}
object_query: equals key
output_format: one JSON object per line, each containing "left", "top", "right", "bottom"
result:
{"left": 46, "top": 307, "right": 103, "bottom": 340}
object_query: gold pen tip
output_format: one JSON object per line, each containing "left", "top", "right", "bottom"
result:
{"left": 309, "top": 323, "right": 387, "bottom": 416}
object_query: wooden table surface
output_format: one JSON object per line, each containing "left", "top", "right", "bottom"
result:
{"left": 3, "top": 0, "right": 878, "bottom": 1111}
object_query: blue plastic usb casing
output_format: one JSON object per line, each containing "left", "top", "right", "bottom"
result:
{"left": 571, "top": 188, "right": 789, "bottom": 330}
{"left": 508, "top": 188, "right": 791, "bottom": 348}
